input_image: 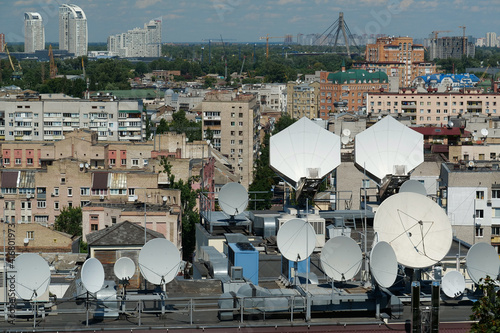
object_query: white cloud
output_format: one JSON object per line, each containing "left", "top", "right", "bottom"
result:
{"left": 135, "top": 0, "right": 161, "bottom": 9}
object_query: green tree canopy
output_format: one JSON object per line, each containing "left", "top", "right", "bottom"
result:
{"left": 470, "top": 275, "right": 500, "bottom": 332}
{"left": 54, "top": 206, "right": 82, "bottom": 236}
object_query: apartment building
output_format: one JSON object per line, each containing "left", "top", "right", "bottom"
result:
{"left": 286, "top": 81, "right": 320, "bottom": 119}
{"left": 0, "top": 94, "right": 143, "bottom": 142}
{"left": 367, "top": 90, "right": 500, "bottom": 126}
{"left": 319, "top": 66, "right": 388, "bottom": 118}
{"left": 242, "top": 83, "right": 287, "bottom": 113}
{"left": 59, "top": 4, "right": 87, "bottom": 57}
{"left": 429, "top": 36, "right": 475, "bottom": 61}
{"left": 358, "top": 36, "right": 436, "bottom": 88}
{"left": 107, "top": 18, "right": 162, "bottom": 58}
{"left": 200, "top": 91, "right": 260, "bottom": 188}
{"left": 24, "top": 12, "right": 45, "bottom": 53}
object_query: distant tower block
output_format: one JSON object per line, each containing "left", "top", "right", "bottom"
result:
{"left": 314, "top": 12, "right": 359, "bottom": 57}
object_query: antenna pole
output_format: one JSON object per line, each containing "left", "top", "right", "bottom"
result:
{"left": 144, "top": 201, "right": 147, "bottom": 246}
{"left": 363, "top": 164, "right": 369, "bottom": 284}
{"left": 306, "top": 200, "right": 309, "bottom": 294}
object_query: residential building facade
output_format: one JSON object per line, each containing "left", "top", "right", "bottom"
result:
{"left": 107, "top": 18, "right": 162, "bottom": 58}
{"left": 486, "top": 32, "right": 498, "bottom": 47}
{"left": 367, "top": 90, "right": 500, "bottom": 126}
{"left": 242, "top": 83, "right": 287, "bottom": 113}
{"left": 0, "top": 94, "right": 143, "bottom": 142}
{"left": 429, "top": 36, "right": 475, "bottom": 61}
{"left": 24, "top": 12, "right": 45, "bottom": 53}
{"left": 286, "top": 81, "right": 320, "bottom": 119}
{"left": 359, "top": 37, "right": 435, "bottom": 87}
{"left": 200, "top": 91, "right": 260, "bottom": 188}
{"left": 59, "top": 4, "right": 87, "bottom": 57}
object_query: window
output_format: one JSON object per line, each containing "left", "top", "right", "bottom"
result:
{"left": 112, "top": 217, "right": 117, "bottom": 224}
{"left": 91, "top": 224, "right": 98, "bottom": 231}
{"left": 493, "top": 226, "right": 500, "bottom": 235}
{"left": 80, "top": 201, "right": 90, "bottom": 207}
{"left": 493, "top": 189, "right": 500, "bottom": 198}
{"left": 61, "top": 177, "right": 66, "bottom": 184}
{"left": 493, "top": 208, "right": 500, "bottom": 217}
{"left": 26, "top": 231, "right": 34, "bottom": 240}
{"left": 475, "top": 227, "right": 483, "bottom": 237}
{"left": 128, "top": 188, "right": 135, "bottom": 196}
{"left": 80, "top": 187, "right": 90, "bottom": 196}
{"left": 53, "top": 187, "right": 59, "bottom": 196}
{"left": 230, "top": 140, "right": 235, "bottom": 145}
{"left": 37, "top": 201, "right": 46, "bottom": 208}
{"left": 54, "top": 202, "right": 59, "bottom": 210}
{"left": 3, "top": 158, "right": 9, "bottom": 165}
{"left": 239, "top": 113, "right": 243, "bottom": 118}
{"left": 132, "top": 159, "right": 139, "bottom": 166}
{"left": 476, "top": 191, "right": 484, "bottom": 199}
{"left": 27, "top": 158, "right": 33, "bottom": 165}
{"left": 231, "top": 122, "right": 235, "bottom": 126}
{"left": 109, "top": 159, "right": 116, "bottom": 165}
{"left": 475, "top": 209, "right": 484, "bottom": 219}
{"left": 239, "top": 122, "right": 243, "bottom": 126}
{"left": 121, "top": 159, "right": 126, "bottom": 165}
{"left": 68, "top": 188, "right": 73, "bottom": 197}
{"left": 15, "top": 158, "right": 21, "bottom": 165}
{"left": 231, "top": 112, "right": 235, "bottom": 118}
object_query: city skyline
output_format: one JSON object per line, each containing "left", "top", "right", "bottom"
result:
{"left": 1, "top": 0, "right": 500, "bottom": 44}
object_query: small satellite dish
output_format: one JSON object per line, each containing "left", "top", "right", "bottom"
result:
{"left": 342, "top": 128, "right": 351, "bottom": 137}
{"left": 441, "top": 270, "right": 466, "bottom": 298}
{"left": 399, "top": 179, "right": 427, "bottom": 196}
{"left": 447, "top": 121, "right": 453, "bottom": 127}
{"left": 23, "top": 238, "right": 30, "bottom": 245}
{"left": 370, "top": 241, "right": 398, "bottom": 288}
{"left": 481, "top": 128, "right": 489, "bottom": 137}
{"left": 81, "top": 258, "right": 105, "bottom": 293}
{"left": 468, "top": 161, "right": 475, "bottom": 168}
{"left": 14, "top": 254, "right": 51, "bottom": 300}
{"left": 277, "top": 218, "right": 316, "bottom": 262}
{"left": 162, "top": 196, "right": 167, "bottom": 202}
{"left": 84, "top": 163, "right": 90, "bottom": 169}
{"left": 341, "top": 136, "right": 350, "bottom": 145}
{"left": 139, "top": 238, "right": 181, "bottom": 285}
{"left": 114, "top": 257, "right": 136, "bottom": 281}
{"left": 320, "top": 236, "right": 362, "bottom": 282}
{"left": 218, "top": 182, "right": 248, "bottom": 216}
{"left": 79, "top": 163, "right": 84, "bottom": 169}
{"left": 466, "top": 242, "right": 500, "bottom": 284}
{"left": 374, "top": 192, "right": 452, "bottom": 268}
{"left": 377, "top": 115, "right": 382, "bottom": 121}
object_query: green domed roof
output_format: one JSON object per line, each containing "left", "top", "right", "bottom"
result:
{"left": 327, "top": 69, "right": 388, "bottom": 84}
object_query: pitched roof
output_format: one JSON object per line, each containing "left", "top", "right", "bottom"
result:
{"left": 327, "top": 69, "right": 388, "bottom": 84}
{"left": 87, "top": 221, "right": 165, "bottom": 246}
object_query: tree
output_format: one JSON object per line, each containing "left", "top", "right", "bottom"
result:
{"left": 161, "top": 157, "right": 199, "bottom": 261}
{"left": 54, "top": 206, "right": 82, "bottom": 236}
{"left": 470, "top": 276, "right": 500, "bottom": 332}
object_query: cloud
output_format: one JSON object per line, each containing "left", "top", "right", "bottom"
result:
{"left": 277, "top": 0, "right": 302, "bottom": 4}
{"left": 163, "top": 13, "right": 181, "bottom": 20}
{"left": 135, "top": 0, "right": 162, "bottom": 9}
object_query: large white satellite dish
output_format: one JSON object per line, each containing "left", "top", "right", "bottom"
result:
{"left": 369, "top": 241, "right": 398, "bottom": 288}
{"left": 320, "top": 236, "right": 363, "bottom": 282}
{"left": 342, "top": 128, "right": 351, "bottom": 137}
{"left": 270, "top": 117, "right": 341, "bottom": 189}
{"left": 466, "top": 242, "right": 500, "bottom": 284}
{"left": 218, "top": 182, "right": 248, "bottom": 216}
{"left": 399, "top": 179, "right": 427, "bottom": 196}
{"left": 481, "top": 128, "right": 489, "bottom": 137}
{"left": 114, "top": 257, "right": 136, "bottom": 281}
{"left": 441, "top": 270, "right": 466, "bottom": 298}
{"left": 341, "top": 136, "right": 350, "bottom": 145}
{"left": 374, "top": 192, "right": 452, "bottom": 268}
{"left": 81, "top": 258, "right": 105, "bottom": 293}
{"left": 139, "top": 238, "right": 181, "bottom": 285}
{"left": 354, "top": 116, "right": 423, "bottom": 184}
{"left": 277, "top": 218, "right": 316, "bottom": 262}
{"left": 14, "top": 254, "right": 51, "bottom": 300}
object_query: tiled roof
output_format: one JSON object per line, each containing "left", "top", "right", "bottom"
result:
{"left": 87, "top": 220, "right": 164, "bottom": 246}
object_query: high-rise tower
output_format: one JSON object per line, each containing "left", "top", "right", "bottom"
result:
{"left": 59, "top": 4, "right": 87, "bottom": 57}
{"left": 24, "top": 12, "right": 45, "bottom": 53}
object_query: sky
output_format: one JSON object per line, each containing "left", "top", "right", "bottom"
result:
{"left": 1, "top": 0, "right": 500, "bottom": 44}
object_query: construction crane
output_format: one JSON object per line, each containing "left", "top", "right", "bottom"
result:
{"left": 432, "top": 30, "right": 452, "bottom": 40}
{"left": 4, "top": 43, "right": 22, "bottom": 79}
{"left": 259, "top": 34, "right": 287, "bottom": 59}
{"left": 48, "top": 44, "right": 57, "bottom": 79}
{"left": 480, "top": 65, "right": 490, "bottom": 82}
{"left": 201, "top": 38, "right": 235, "bottom": 65}
{"left": 239, "top": 56, "right": 246, "bottom": 76}
{"left": 459, "top": 25, "right": 466, "bottom": 55}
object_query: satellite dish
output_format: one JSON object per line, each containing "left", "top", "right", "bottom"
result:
{"left": 81, "top": 258, "right": 105, "bottom": 293}
{"left": 341, "top": 136, "right": 350, "bottom": 145}
{"left": 468, "top": 161, "right": 475, "bottom": 168}
{"left": 277, "top": 218, "right": 316, "bottom": 262}
{"left": 320, "top": 236, "right": 362, "bottom": 282}
{"left": 342, "top": 128, "right": 351, "bottom": 137}
{"left": 369, "top": 241, "right": 398, "bottom": 288}
{"left": 218, "top": 182, "right": 248, "bottom": 216}
{"left": 466, "top": 242, "right": 500, "bottom": 284}
{"left": 441, "top": 270, "right": 466, "bottom": 298}
{"left": 270, "top": 117, "right": 341, "bottom": 189}
{"left": 399, "top": 179, "right": 427, "bottom": 196}
{"left": 473, "top": 135, "right": 478, "bottom": 142}
{"left": 14, "top": 254, "right": 51, "bottom": 300}
{"left": 162, "top": 196, "right": 167, "bottom": 202}
{"left": 374, "top": 192, "right": 452, "bottom": 268}
{"left": 84, "top": 163, "right": 90, "bottom": 169}
{"left": 355, "top": 116, "right": 424, "bottom": 184}
{"left": 481, "top": 128, "right": 489, "bottom": 137}
{"left": 447, "top": 121, "right": 453, "bottom": 127}
{"left": 139, "top": 238, "right": 181, "bottom": 285}
{"left": 79, "top": 163, "right": 84, "bottom": 168}
{"left": 114, "top": 257, "right": 136, "bottom": 281}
